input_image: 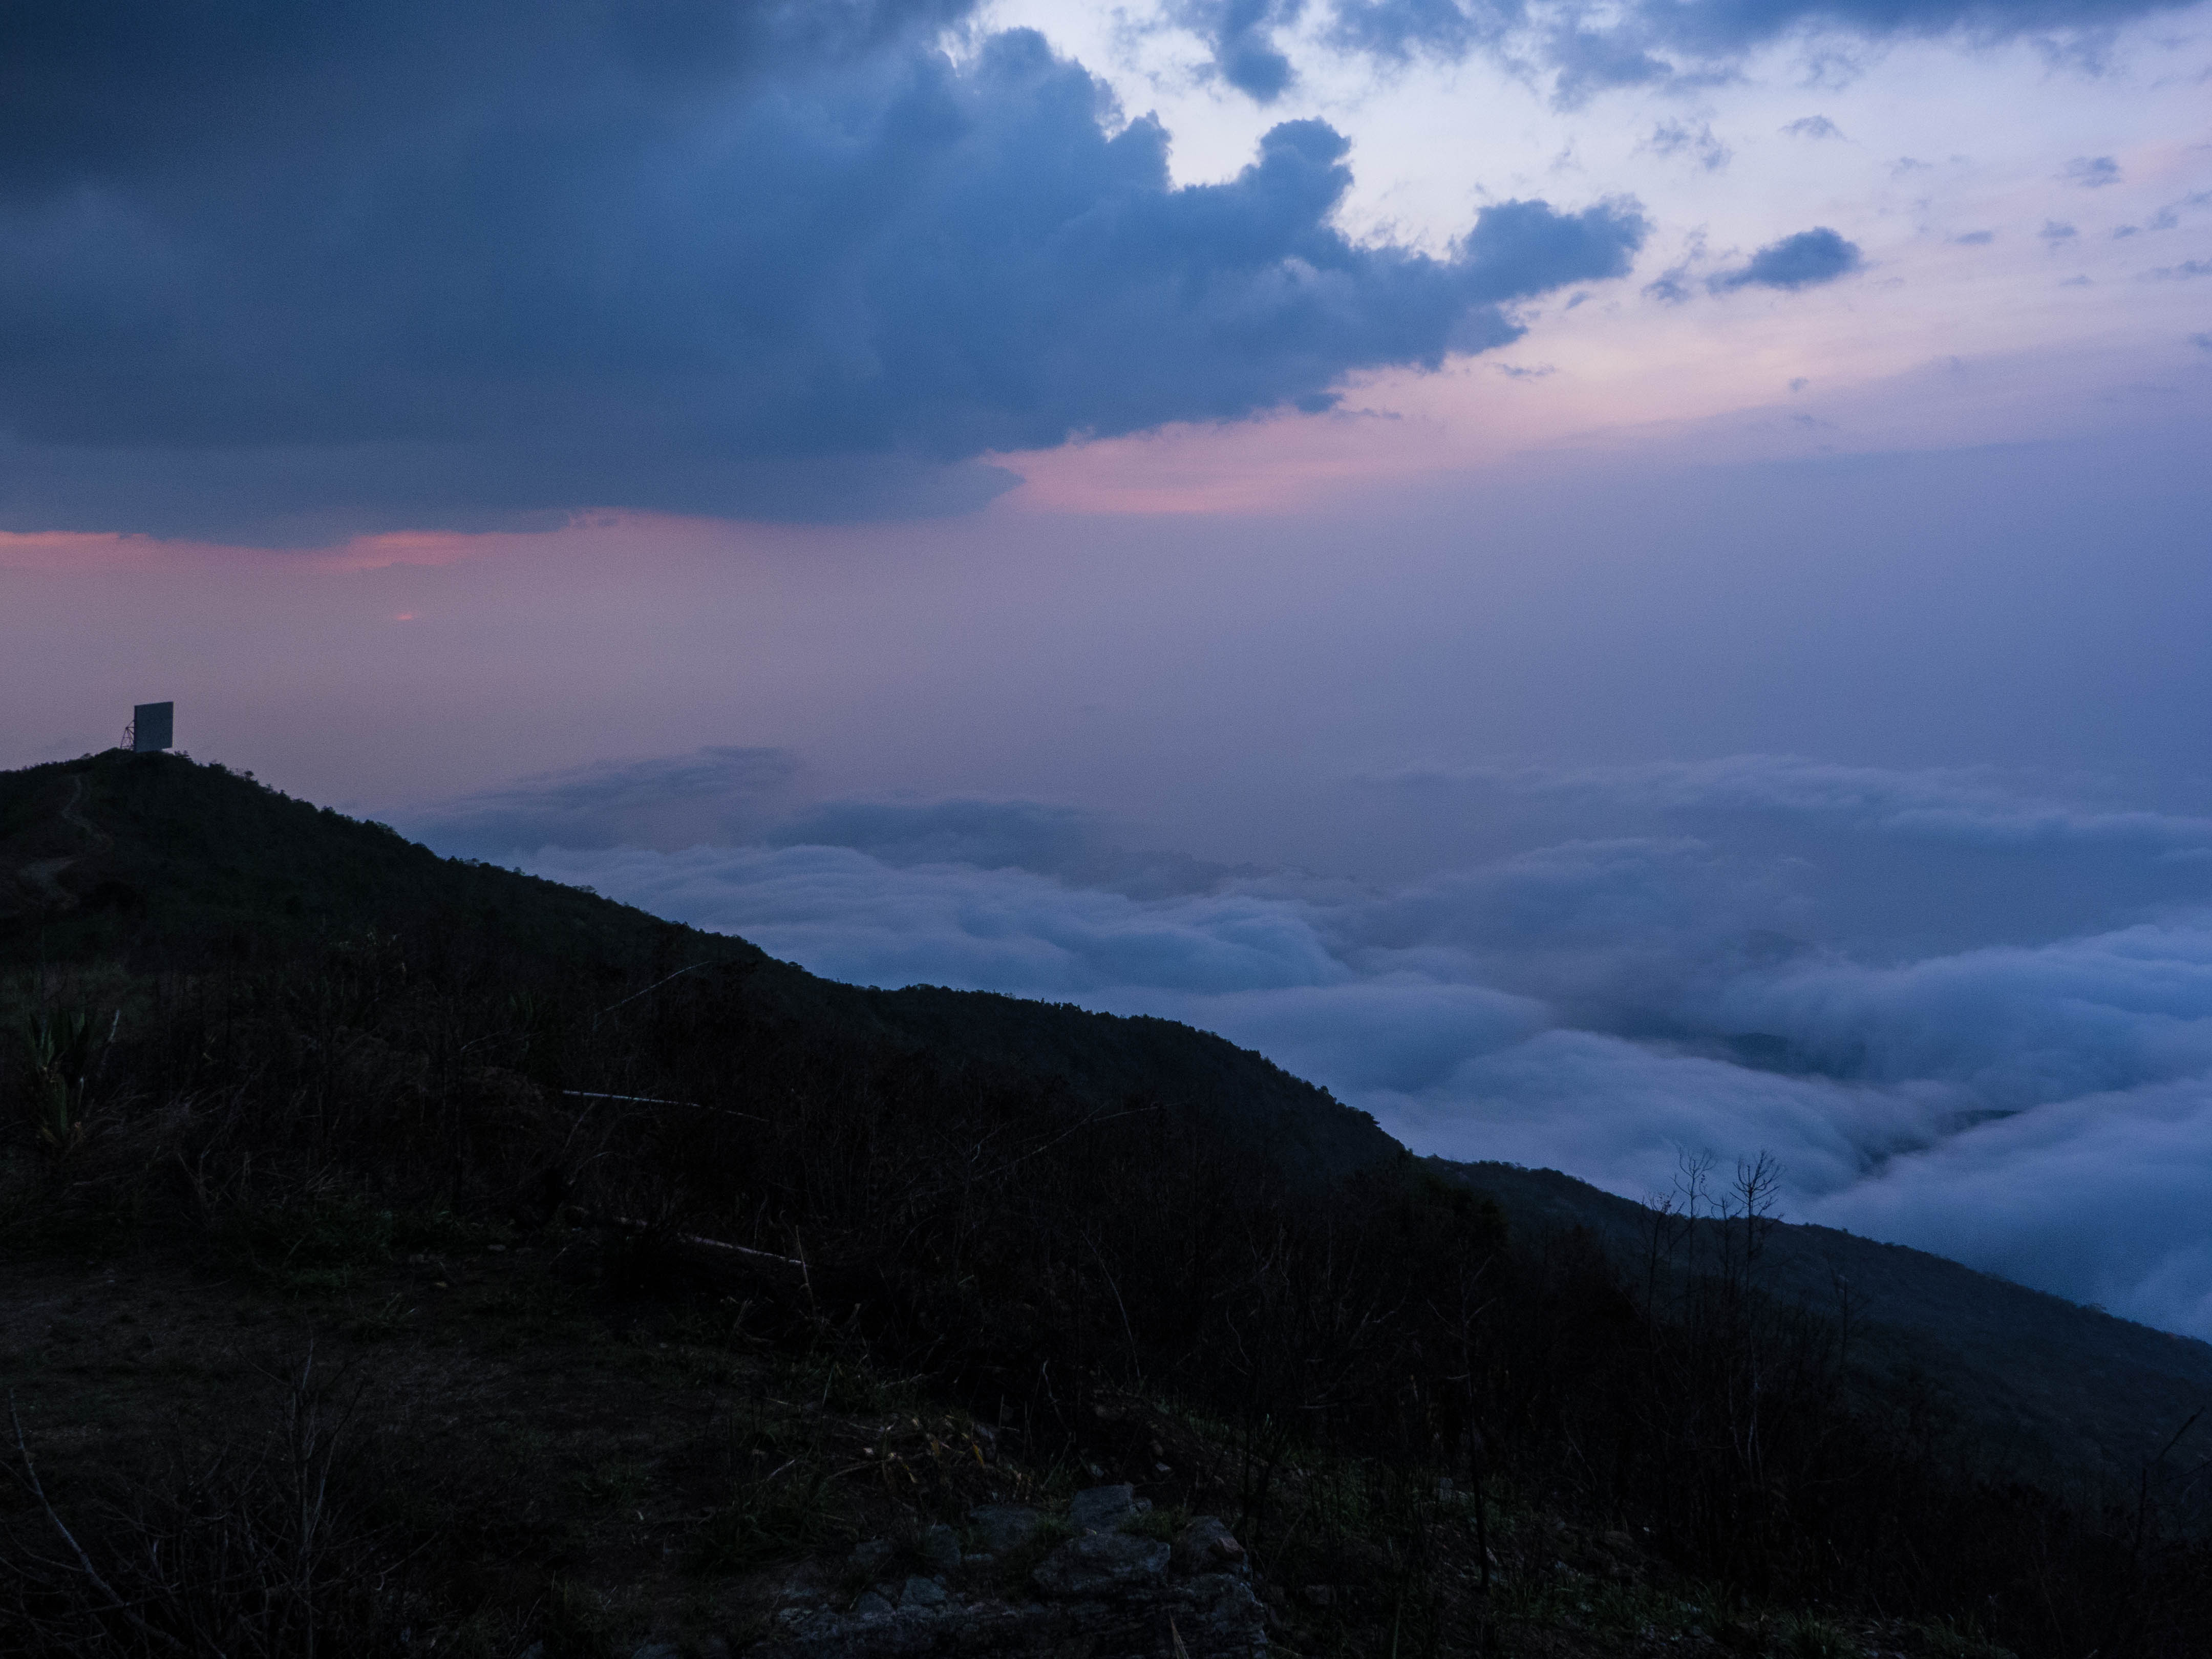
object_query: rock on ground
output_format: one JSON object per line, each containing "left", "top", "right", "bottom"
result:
{"left": 751, "top": 1573, "right": 1265, "bottom": 1659}
{"left": 1032, "top": 1531, "right": 1171, "bottom": 1597}
{"left": 1067, "top": 1483, "right": 1143, "bottom": 1533}
{"left": 743, "top": 1490, "right": 1264, "bottom": 1658}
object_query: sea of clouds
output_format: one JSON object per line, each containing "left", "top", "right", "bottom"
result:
{"left": 404, "top": 748, "right": 2212, "bottom": 1342}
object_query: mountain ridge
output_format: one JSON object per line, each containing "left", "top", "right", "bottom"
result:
{"left": 0, "top": 748, "right": 1397, "bottom": 1184}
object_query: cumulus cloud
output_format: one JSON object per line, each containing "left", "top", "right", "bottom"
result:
{"left": 405, "top": 747, "right": 803, "bottom": 857}
{"left": 406, "top": 750, "right": 1249, "bottom": 897}
{"left": 1409, "top": 754, "right": 2212, "bottom": 852}
{"left": 771, "top": 798, "right": 1245, "bottom": 898}
{"left": 496, "top": 814, "right": 2212, "bottom": 1338}
{"left": 521, "top": 840, "right": 1349, "bottom": 995}
{"left": 1176, "top": 0, "right": 1307, "bottom": 99}
{"left": 1371, "top": 755, "right": 2212, "bottom": 961}
{"left": 1641, "top": 230, "right": 1709, "bottom": 303}
{"left": 409, "top": 744, "right": 2212, "bottom": 1340}
{"left": 1711, "top": 921, "right": 2212, "bottom": 1105}
{"left": 2112, "top": 210, "right": 2168, "bottom": 238}
{"left": 1780, "top": 115, "right": 1844, "bottom": 139}
{"left": 1647, "top": 120, "right": 1733, "bottom": 171}
{"left": 1708, "top": 227, "right": 1864, "bottom": 292}
{"left": 1328, "top": 0, "right": 1522, "bottom": 62}
{"left": 0, "top": 6, "right": 1646, "bottom": 544}
{"left": 1182, "top": 0, "right": 2192, "bottom": 105}
{"left": 1387, "top": 1031, "right": 1959, "bottom": 1196}
{"left": 1545, "top": 23, "right": 1679, "bottom": 103}
{"left": 1812, "top": 1078, "right": 2212, "bottom": 1332}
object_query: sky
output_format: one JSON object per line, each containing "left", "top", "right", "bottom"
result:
{"left": 5, "top": 1, "right": 2212, "bottom": 1334}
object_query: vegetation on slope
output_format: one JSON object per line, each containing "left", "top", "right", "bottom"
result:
{"left": 1443, "top": 1161, "right": 2212, "bottom": 1481}
{"left": 3, "top": 750, "right": 2208, "bottom": 1657}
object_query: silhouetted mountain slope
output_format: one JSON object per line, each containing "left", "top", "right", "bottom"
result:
{"left": 1440, "top": 1159, "right": 2212, "bottom": 1478}
{"left": 0, "top": 749, "right": 1395, "bottom": 1181}
{"left": 0, "top": 749, "right": 739, "bottom": 972}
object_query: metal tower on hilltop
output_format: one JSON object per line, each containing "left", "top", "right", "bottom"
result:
{"left": 126, "top": 701, "right": 174, "bottom": 753}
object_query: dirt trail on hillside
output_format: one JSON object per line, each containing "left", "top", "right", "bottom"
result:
{"left": 10, "top": 773, "right": 109, "bottom": 911}
{"left": 58, "top": 773, "right": 110, "bottom": 852}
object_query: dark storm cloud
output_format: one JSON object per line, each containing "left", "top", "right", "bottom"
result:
{"left": 0, "top": 6, "right": 1645, "bottom": 544}
{"left": 0, "top": 1, "right": 974, "bottom": 187}
{"left": 1709, "top": 227, "right": 1863, "bottom": 291}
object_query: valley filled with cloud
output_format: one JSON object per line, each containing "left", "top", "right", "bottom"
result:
{"left": 402, "top": 743, "right": 2212, "bottom": 1343}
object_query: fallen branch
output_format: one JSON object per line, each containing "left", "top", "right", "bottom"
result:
{"left": 592, "top": 961, "right": 713, "bottom": 1027}
{"left": 560, "top": 1089, "right": 770, "bottom": 1122}
{"left": 7, "top": 1393, "right": 190, "bottom": 1655}
{"left": 571, "top": 1209, "right": 811, "bottom": 1289}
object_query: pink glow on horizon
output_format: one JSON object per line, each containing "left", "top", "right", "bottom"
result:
{"left": 0, "top": 526, "right": 523, "bottom": 573}
{"left": 0, "top": 531, "right": 196, "bottom": 572}
{"left": 0, "top": 509, "right": 972, "bottom": 572}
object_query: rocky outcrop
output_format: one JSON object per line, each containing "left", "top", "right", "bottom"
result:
{"left": 743, "top": 1486, "right": 1266, "bottom": 1658}
{"left": 1029, "top": 1531, "right": 1171, "bottom": 1598}
{"left": 1171, "top": 1518, "right": 1246, "bottom": 1577}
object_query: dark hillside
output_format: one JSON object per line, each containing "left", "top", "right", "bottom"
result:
{"left": 1441, "top": 1160, "right": 2212, "bottom": 1478}
{"left": 0, "top": 749, "right": 743, "bottom": 977}
{"left": 0, "top": 750, "right": 1394, "bottom": 1180}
